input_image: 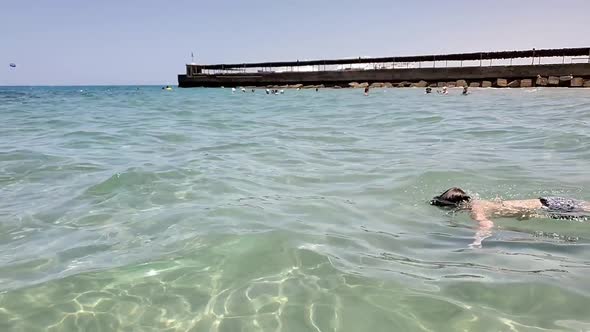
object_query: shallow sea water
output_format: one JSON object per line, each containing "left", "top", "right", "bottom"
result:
{"left": 1, "top": 86, "right": 589, "bottom": 331}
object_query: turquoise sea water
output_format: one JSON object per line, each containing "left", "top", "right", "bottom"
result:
{"left": 1, "top": 86, "right": 590, "bottom": 331}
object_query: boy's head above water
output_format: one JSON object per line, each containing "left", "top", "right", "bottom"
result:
{"left": 430, "top": 187, "right": 471, "bottom": 207}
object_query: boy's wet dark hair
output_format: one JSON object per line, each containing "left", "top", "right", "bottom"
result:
{"left": 430, "top": 187, "right": 471, "bottom": 207}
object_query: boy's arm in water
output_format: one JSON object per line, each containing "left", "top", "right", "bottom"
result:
{"left": 470, "top": 202, "right": 494, "bottom": 228}
{"left": 469, "top": 202, "right": 494, "bottom": 248}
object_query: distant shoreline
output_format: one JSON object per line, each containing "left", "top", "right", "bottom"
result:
{"left": 0, "top": 84, "right": 172, "bottom": 88}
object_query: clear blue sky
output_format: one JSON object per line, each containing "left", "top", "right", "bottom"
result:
{"left": 1, "top": 0, "right": 588, "bottom": 85}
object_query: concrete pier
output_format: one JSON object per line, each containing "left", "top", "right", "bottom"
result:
{"left": 178, "top": 47, "right": 590, "bottom": 88}
{"left": 179, "top": 63, "right": 590, "bottom": 88}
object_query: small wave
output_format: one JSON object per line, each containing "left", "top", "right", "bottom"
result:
{"left": 85, "top": 169, "right": 160, "bottom": 196}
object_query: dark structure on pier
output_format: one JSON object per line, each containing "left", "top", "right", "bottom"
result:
{"left": 178, "top": 47, "right": 590, "bottom": 88}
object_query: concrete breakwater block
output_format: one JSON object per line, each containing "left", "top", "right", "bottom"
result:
{"left": 370, "top": 82, "right": 385, "bottom": 88}
{"left": 536, "top": 76, "right": 548, "bottom": 86}
{"left": 560, "top": 75, "right": 573, "bottom": 81}
{"left": 469, "top": 82, "right": 480, "bottom": 87}
{"left": 456, "top": 80, "right": 467, "bottom": 87}
{"left": 446, "top": 82, "right": 457, "bottom": 88}
{"left": 496, "top": 78, "right": 508, "bottom": 87}
{"left": 414, "top": 80, "right": 429, "bottom": 88}
{"left": 437, "top": 82, "right": 446, "bottom": 87}
{"left": 482, "top": 81, "right": 492, "bottom": 88}
{"left": 507, "top": 80, "right": 520, "bottom": 88}
{"left": 383, "top": 83, "right": 393, "bottom": 88}
{"left": 584, "top": 80, "right": 590, "bottom": 87}
{"left": 548, "top": 76, "right": 560, "bottom": 85}
{"left": 571, "top": 77, "right": 584, "bottom": 87}
{"left": 348, "top": 82, "right": 369, "bottom": 88}
{"left": 520, "top": 79, "right": 532, "bottom": 88}
{"left": 429, "top": 83, "right": 438, "bottom": 87}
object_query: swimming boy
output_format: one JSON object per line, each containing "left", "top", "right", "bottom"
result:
{"left": 431, "top": 187, "right": 589, "bottom": 247}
